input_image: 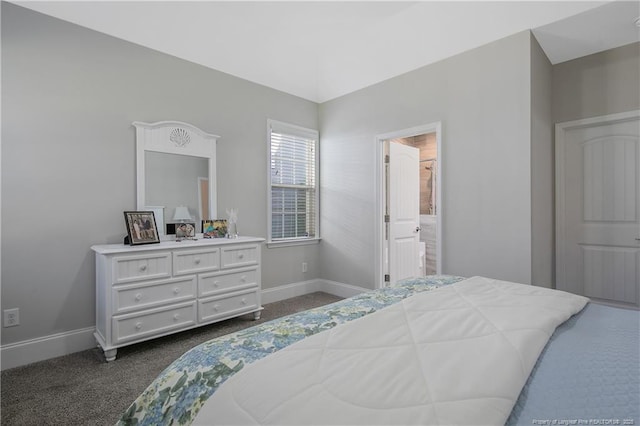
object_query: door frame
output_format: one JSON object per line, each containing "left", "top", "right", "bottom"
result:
{"left": 374, "top": 121, "right": 443, "bottom": 289}
{"left": 555, "top": 109, "right": 640, "bottom": 294}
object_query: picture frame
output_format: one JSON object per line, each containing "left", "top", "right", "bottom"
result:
{"left": 175, "top": 223, "right": 196, "bottom": 239}
{"left": 202, "top": 219, "right": 228, "bottom": 238}
{"left": 124, "top": 211, "right": 160, "bottom": 245}
{"left": 166, "top": 222, "right": 196, "bottom": 238}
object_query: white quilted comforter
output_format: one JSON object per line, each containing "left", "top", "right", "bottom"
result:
{"left": 194, "top": 276, "right": 589, "bottom": 425}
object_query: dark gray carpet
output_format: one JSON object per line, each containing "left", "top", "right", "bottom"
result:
{"left": 0, "top": 292, "right": 342, "bottom": 426}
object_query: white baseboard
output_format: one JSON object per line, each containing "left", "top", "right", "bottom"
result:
{"left": 1, "top": 326, "right": 96, "bottom": 371}
{"left": 261, "top": 279, "right": 324, "bottom": 304}
{"left": 260, "top": 279, "right": 365, "bottom": 304}
{"left": 1, "top": 279, "right": 367, "bottom": 370}
{"left": 319, "top": 279, "right": 367, "bottom": 299}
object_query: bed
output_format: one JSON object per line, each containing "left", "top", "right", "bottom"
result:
{"left": 118, "top": 275, "right": 639, "bottom": 426}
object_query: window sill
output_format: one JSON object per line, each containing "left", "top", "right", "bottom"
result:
{"left": 266, "top": 238, "right": 321, "bottom": 249}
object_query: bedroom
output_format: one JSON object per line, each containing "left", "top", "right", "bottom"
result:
{"left": 1, "top": 0, "right": 639, "bottom": 423}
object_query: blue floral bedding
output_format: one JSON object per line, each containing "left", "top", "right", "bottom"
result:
{"left": 117, "top": 275, "right": 464, "bottom": 426}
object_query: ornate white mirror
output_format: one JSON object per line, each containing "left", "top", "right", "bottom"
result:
{"left": 133, "top": 121, "right": 219, "bottom": 238}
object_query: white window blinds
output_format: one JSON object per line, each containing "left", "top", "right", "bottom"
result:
{"left": 268, "top": 120, "right": 318, "bottom": 242}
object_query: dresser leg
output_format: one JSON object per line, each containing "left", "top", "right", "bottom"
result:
{"left": 253, "top": 311, "right": 262, "bottom": 320}
{"left": 104, "top": 348, "right": 117, "bottom": 362}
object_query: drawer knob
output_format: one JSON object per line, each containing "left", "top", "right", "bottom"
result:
{"left": 240, "top": 275, "right": 247, "bottom": 282}
{"left": 173, "top": 313, "right": 180, "bottom": 321}
{"left": 238, "top": 253, "right": 244, "bottom": 259}
{"left": 135, "top": 293, "right": 142, "bottom": 302}
{"left": 241, "top": 298, "right": 247, "bottom": 305}
{"left": 135, "top": 322, "right": 142, "bottom": 330}
{"left": 214, "top": 281, "right": 220, "bottom": 288}
{"left": 194, "top": 258, "right": 201, "bottom": 264}
{"left": 173, "top": 287, "right": 180, "bottom": 294}
{"left": 213, "top": 304, "right": 220, "bottom": 312}
{"left": 139, "top": 265, "right": 147, "bottom": 272}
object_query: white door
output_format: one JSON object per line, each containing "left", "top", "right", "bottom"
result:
{"left": 388, "top": 142, "right": 421, "bottom": 284}
{"left": 557, "top": 112, "right": 640, "bottom": 307}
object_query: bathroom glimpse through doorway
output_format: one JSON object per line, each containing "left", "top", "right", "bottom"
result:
{"left": 375, "top": 122, "right": 442, "bottom": 288}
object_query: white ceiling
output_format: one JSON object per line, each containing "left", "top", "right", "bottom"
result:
{"left": 13, "top": 1, "right": 640, "bottom": 103}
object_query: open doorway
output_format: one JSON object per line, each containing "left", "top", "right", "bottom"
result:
{"left": 375, "top": 123, "right": 442, "bottom": 288}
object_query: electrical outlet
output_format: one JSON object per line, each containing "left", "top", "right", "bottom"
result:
{"left": 4, "top": 308, "right": 20, "bottom": 327}
{"left": 302, "top": 262, "right": 308, "bottom": 273}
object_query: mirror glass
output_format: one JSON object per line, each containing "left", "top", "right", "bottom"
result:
{"left": 145, "top": 151, "right": 208, "bottom": 234}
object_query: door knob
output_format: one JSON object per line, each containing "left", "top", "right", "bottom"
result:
{"left": 415, "top": 227, "right": 421, "bottom": 232}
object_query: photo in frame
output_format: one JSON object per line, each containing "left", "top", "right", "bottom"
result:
{"left": 202, "top": 219, "right": 227, "bottom": 238}
{"left": 124, "top": 211, "right": 160, "bottom": 245}
{"left": 165, "top": 222, "right": 196, "bottom": 236}
{"left": 175, "top": 223, "right": 196, "bottom": 239}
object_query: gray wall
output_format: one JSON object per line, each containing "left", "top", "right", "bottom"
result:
{"left": 1, "top": 3, "right": 319, "bottom": 345}
{"left": 553, "top": 42, "right": 640, "bottom": 123}
{"left": 530, "top": 35, "right": 554, "bottom": 288}
{"left": 319, "top": 31, "right": 534, "bottom": 289}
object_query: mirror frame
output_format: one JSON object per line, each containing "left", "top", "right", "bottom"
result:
{"left": 133, "top": 121, "right": 219, "bottom": 232}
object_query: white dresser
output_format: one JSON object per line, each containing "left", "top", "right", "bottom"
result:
{"left": 91, "top": 236, "right": 264, "bottom": 361}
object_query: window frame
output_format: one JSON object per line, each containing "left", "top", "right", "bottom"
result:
{"left": 267, "top": 119, "right": 320, "bottom": 247}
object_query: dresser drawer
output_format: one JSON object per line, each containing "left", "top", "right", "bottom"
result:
{"left": 112, "top": 276, "right": 196, "bottom": 314}
{"left": 112, "top": 301, "right": 196, "bottom": 344}
{"left": 221, "top": 244, "right": 259, "bottom": 269}
{"left": 113, "top": 253, "right": 172, "bottom": 284}
{"left": 199, "top": 289, "right": 259, "bottom": 323}
{"left": 173, "top": 248, "right": 220, "bottom": 275}
{"left": 199, "top": 268, "right": 258, "bottom": 297}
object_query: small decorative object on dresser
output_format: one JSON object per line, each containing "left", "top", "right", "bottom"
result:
{"left": 202, "top": 219, "right": 227, "bottom": 238}
{"left": 226, "top": 208, "right": 238, "bottom": 238}
{"left": 124, "top": 211, "right": 160, "bottom": 245}
{"left": 91, "top": 237, "right": 265, "bottom": 361}
{"left": 175, "top": 223, "right": 196, "bottom": 239}
{"left": 172, "top": 206, "right": 195, "bottom": 241}
{"left": 165, "top": 222, "right": 196, "bottom": 238}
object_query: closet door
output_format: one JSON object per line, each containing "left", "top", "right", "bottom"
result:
{"left": 556, "top": 111, "right": 640, "bottom": 307}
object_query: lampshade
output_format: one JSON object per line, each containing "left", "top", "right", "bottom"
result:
{"left": 172, "top": 206, "right": 192, "bottom": 222}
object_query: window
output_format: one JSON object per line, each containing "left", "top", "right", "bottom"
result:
{"left": 268, "top": 119, "right": 319, "bottom": 244}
